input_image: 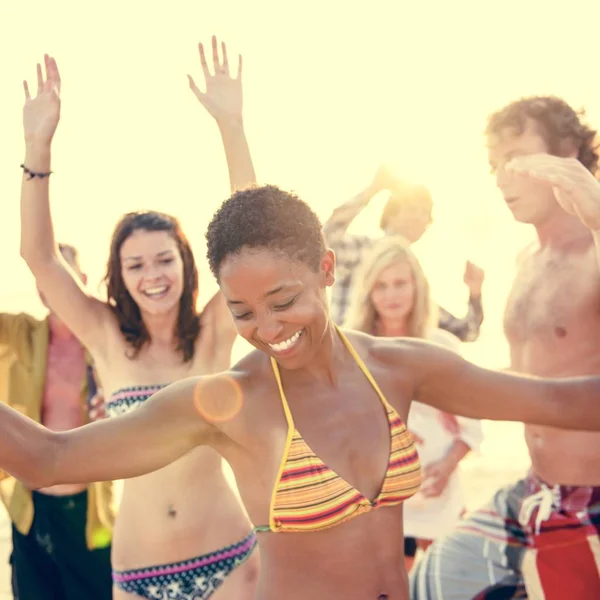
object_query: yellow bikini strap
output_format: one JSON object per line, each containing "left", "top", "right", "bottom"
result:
{"left": 269, "top": 357, "right": 295, "bottom": 430}
{"left": 335, "top": 326, "right": 390, "bottom": 406}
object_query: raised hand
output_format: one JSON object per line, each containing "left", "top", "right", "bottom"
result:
{"left": 463, "top": 261, "right": 484, "bottom": 298}
{"left": 188, "top": 36, "right": 243, "bottom": 125}
{"left": 23, "top": 54, "right": 61, "bottom": 145}
{"left": 371, "top": 164, "right": 402, "bottom": 194}
{"left": 506, "top": 154, "right": 600, "bottom": 231}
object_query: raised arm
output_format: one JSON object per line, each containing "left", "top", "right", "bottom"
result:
{"left": 437, "top": 261, "right": 485, "bottom": 342}
{"left": 0, "top": 377, "right": 218, "bottom": 489}
{"left": 20, "top": 55, "right": 111, "bottom": 353}
{"left": 188, "top": 36, "right": 255, "bottom": 192}
{"left": 323, "top": 165, "right": 397, "bottom": 246}
{"left": 404, "top": 339, "right": 600, "bottom": 431}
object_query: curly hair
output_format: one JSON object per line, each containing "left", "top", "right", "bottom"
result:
{"left": 104, "top": 211, "right": 200, "bottom": 362}
{"left": 206, "top": 185, "right": 326, "bottom": 278}
{"left": 486, "top": 96, "right": 600, "bottom": 175}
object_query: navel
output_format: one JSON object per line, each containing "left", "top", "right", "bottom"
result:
{"left": 377, "top": 595, "right": 389, "bottom": 600}
{"left": 554, "top": 326, "right": 567, "bottom": 338}
{"left": 167, "top": 504, "right": 177, "bottom": 518}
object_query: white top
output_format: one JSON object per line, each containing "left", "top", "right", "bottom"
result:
{"left": 403, "top": 328, "right": 483, "bottom": 540}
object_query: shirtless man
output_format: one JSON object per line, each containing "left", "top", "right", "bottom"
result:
{"left": 409, "top": 97, "right": 600, "bottom": 599}
{"left": 0, "top": 243, "right": 113, "bottom": 600}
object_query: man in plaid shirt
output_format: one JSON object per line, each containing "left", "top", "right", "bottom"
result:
{"left": 323, "top": 166, "right": 484, "bottom": 341}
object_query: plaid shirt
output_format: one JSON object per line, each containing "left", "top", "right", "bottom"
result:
{"left": 323, "top": 195, "right": 483, "bottom": 342}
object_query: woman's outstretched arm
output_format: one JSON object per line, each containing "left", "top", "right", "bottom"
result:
{"left": 0, "top": 377, "right": 220, "bottom": 489}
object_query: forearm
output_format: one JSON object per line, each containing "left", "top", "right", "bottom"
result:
{"left": 443, "top": 439, "right": 471, "bottom": 472}
{"left": 20, "top": 142, "right": 58, "bottom": 268}
{"left": 218, "top": 120, "right": 256, "bottom": 193}
{"left": 0, "top": 402, "right": 57, "bottom": 489}
{"left": 322, "top": 184, "right": 378, "bottom": 242}
{"left": 438, "top": 295, "right": 483, "bottom": 343}
{"left": 548, "top": 377, "right": 600, "bottom": 431}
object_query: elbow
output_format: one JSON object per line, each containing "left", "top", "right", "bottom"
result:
{"left": 19, "top": 242, "right": 40, "bottom": 270}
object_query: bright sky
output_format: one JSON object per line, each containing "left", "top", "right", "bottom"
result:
{"left": 2, "top": 0, "right": 600, "bottom": 375}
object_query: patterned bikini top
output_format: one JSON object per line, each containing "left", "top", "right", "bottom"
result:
{"left": 254, "top": 327, "right": 421, "bottom": 534}
{"left": 106, "top": 384, "right": 168, "bottom": 418}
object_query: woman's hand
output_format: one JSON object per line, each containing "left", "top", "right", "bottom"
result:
{"left": 188, "top": 36, "right": 243, "bottom": 126}
{"left": 23, "top": 54, "right": 61, "bottom": 146}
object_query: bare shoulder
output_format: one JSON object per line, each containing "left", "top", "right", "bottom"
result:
{"left": 426, "top": 328, "right": 461, "bottom": 353}
{"left": 339, "top": 328, "right": 440, "bottom": 382}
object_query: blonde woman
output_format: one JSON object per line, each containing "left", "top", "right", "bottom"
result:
{"left": 345, "top": 236, "right": 483, "bottom": 569}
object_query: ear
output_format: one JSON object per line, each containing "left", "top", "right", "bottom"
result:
{"left": 320, "top": 250, "right": 336, "bottom": 287}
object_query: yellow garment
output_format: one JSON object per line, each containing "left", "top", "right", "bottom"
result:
{"left": 0, "top": 312, "right": 115, "bottom": 549}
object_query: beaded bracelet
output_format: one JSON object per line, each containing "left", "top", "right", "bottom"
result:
{"left": 20, "top": 164, "right": 53, "bottom": 180}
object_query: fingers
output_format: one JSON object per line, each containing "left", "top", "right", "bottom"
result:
{"left": 36, "top": 63, "right": 43, "bottom": 94}
{"left": 187, "top": 74, "right": 205, "bottom": 102}
{"left": 198, "top": 42, "right": 210, "bottom": 79}
{"left": 89, "top": 407, "right": 107, "bottom": 421}
{"left": 29, "top": 54, "right": 60, "bottom": 98}
{"left": 46, "top": 54, "right": 61, "bottom": 94}
{"left": 420, "top": 485, "right": 443, "bottom": 499}
{"left": 199, "top": 36, "right": 233, "bottom": 77}
{"left": 211, "top": 35, "right": 221, "bottom": 74}
{"left": 89, "top": 391, "right": 104, "bottom": 407}
{"left": 237, "top": 54, "right": 243, "bottom": 81}
{"left": 507, "top": 154, "right": 583, "bottom": 181}
{"left": 221, "top": 41, "right": 229, "bottom": 75}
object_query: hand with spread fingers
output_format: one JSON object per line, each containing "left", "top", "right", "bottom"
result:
{"left": 506, "top": 153, "right": 600, "bottom": 231}
{"left": 23, "top": 54, "right": 62, "bottom": 145}
{"left": 188, "top": 36, "right": 243, "bottom": 125}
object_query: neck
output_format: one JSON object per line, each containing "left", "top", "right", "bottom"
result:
{"left": 141, "top": 309, "right": 180, "bottom": 348}
{"left": 535, "top": 208, "right": 591, "bottom": 248}
{"left": 376, "top": 317, "right": 409, "bottom": 338}
{"left": 48, "top": 313, "right": 77, "bottom": 342}
{"left": 287, "top": 323, "right": 343, "bottom": 386}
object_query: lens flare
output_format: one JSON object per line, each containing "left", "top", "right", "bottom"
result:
{"left": 193, "top": 374, "right": 244, "bottom": 422}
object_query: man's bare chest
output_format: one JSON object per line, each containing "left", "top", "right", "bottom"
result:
{"left": 504, "top": 246, "right": 600, "bottom": 342}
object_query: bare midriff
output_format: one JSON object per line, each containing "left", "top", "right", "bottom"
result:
{"left": 111, "top": 447, "right": 254, "bottom": 569}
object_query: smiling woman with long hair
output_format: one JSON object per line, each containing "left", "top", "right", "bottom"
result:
{"left": 16, "top": 39, "right": 259, "bottom": 600}
{"left": 344, "top": 236, "right": 483, "bottom": 569}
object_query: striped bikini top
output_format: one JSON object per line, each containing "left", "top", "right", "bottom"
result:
{"left": 106, "top": 384, "right": 167, "bottom": 417}
{"left": 255, "top": 328, "right": 421, "bottom": 534}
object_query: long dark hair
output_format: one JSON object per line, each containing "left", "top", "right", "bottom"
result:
{"left": 104, "top": 211, "right": 200, "bottom": 362}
